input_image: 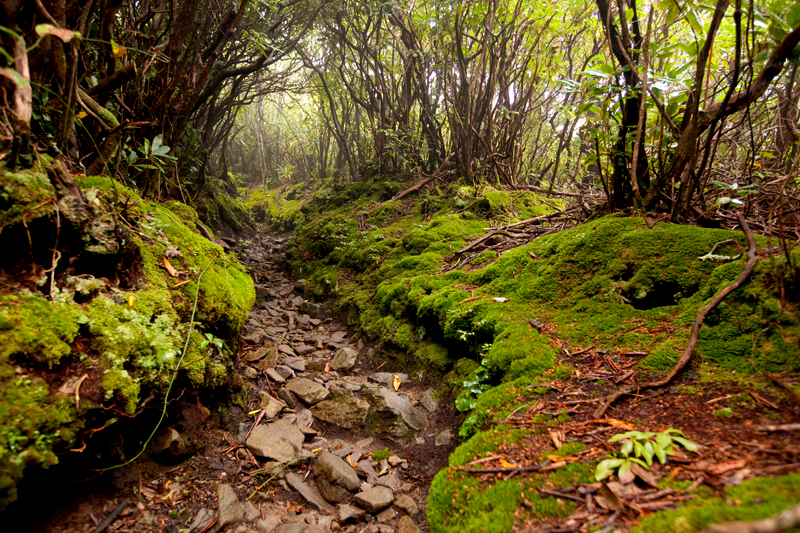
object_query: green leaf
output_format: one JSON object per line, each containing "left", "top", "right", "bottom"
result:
{"left": 595, "top": 458, "right": 623, "bottom": 481}
{"left": 643, "top": 441, "right": 655, "bottom": 466}
{"left": 685, "top": 9, "right": 703, "bottom": 36}
{"left": 788, "top": 4, "right": 800, "bottom": 28}
{"left": 717, "top": 197, "right": 732, "bottom": 205}
{"left": 153, "top": 146, "right": 171, "bottom": 157}
{"left": 656, "top": 432, "right": 671, "bottom": 450}
{"left": 633, "top": 440, "right": 644, "bottom": 459}
{"left": 754, "top": 49, "right": 772, "bottom": 63}
{"left": 672, "top": 436, "right": 699, "bottom": 452}
{"left": 152, "top": 134, "right": 163, "bottom": 152}
{"left": 655, "top": 445, "right": 667, "bottom": 465}
{"left": 621, "top": 440, "right": 634, "bottom": 456}
{"left": 0, "top": 68, "right": 29, "bottom": 89}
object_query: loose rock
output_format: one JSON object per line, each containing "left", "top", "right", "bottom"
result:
{"left": 287, "top": 378, "right": 329, "bottom": 405}
{"left": 314, "top": 390, "right": 370, "bottom": 429}
{"left": 338, "top": 504, "right": 365, "bottom": 523}
{"left": 394, "top": 516, "right": 420, "bottom": 533}
{"left": 353, "top": 486, "right": 394, "bottom": 513}
{"left": 285, "top": 472, "right": 337, "bottom": 515}
{"left": 313, "top": 452, "right": 360, "bottom": 503}
{"left": 217, "top": 484, "right": 244, "bottom": 530}
{"left": 393, "top": 495, "right": 418, "bottom": 517}
{"left": 246, "top": 419, "right": 304, "bottom": 462}
{"left": 420, "top": 389, "right": 438, "bottom": 413}
{"left": 361, "top": 387, "right": 428, "bottom": 437}
{"left": 330, "top": 347, "right": 358, "bottom": 371}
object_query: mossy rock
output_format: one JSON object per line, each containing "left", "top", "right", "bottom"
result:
{"left": 0, "top": 165, "right": 254, "bottom": 509}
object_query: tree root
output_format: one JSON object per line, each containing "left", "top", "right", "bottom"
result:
{"left": 593, "top": 213, "right": 758, "bottom": 418}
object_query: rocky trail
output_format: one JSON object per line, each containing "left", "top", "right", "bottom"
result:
{"left": 34, "top": 231, "right": 458, "bottom": 533}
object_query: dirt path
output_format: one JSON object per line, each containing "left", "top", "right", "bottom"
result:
{"left": 27, "top": 231, "right": 458, "bottom": 533}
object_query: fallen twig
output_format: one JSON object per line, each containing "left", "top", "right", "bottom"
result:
{"left": 755, "top": 423, "right": 800, "bottom": 432}
{"left": 91, "top": 499, "right": 128, "bottom": 533}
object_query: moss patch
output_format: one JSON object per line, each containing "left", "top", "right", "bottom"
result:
{"left": 0, "top": 165, "right": 254, "bottom": 509}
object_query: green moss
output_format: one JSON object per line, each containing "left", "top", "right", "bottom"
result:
{"left": 0, "top": 295, "right": 82, "bottom": 367}
{"left": 0, "top": 167, "right": 56, "bottom": 228}
{"left": 371, "top": 448, "right": 393, "bottom": 462}
{"left": 0, "top": 169, "right": 255, "bottom": 509}
{"left": 632, "top": 473, "right": 800, "bottom": 533}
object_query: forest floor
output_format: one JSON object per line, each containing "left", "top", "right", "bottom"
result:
{"left": 4, "top": 203, "right": 799, "bottom": 533}
{"left": 11, "top": 228, "right": 460, "bottom": 533}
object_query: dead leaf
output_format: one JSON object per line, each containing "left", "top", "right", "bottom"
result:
{"left": 324, "top": 361, "right": 330, "bottom": 373}
{"left": 500, "top": 459, "right": 517, "bottom": 468}
{"left": 595, "top": 418, "right": 635, "bottom": 430}
{"left": 619, "top": 465, "right": 636, "bottom": 485}
{"left": 707, "top": 459, "right": 748, "bottom": 477}
{"left": 163, "top": 256, "right": 179, "bottom": 277}
{"left": 549, "top": 430, "right": 564, "bottom": 449}
{"left": 545, "top": 455, "right": 578, "bottom": 462}
{"left": 392, "top": 373, "right": 401, "bottom": 391}
{"left": 346, "top": 454, "right": 357, "bottom": 469}
{"left": 595, "top": 483, "right": 624, "bottom": 511}
{"left": 35, "top": 24, "right": 79, "bottom": 42}
{"left": 630, "top": 462, "right": 659, "bottom": 488}
{"left": 286, "top": 500, "right": 302, "bottom": 513}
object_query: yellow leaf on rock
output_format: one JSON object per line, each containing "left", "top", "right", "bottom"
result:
{"left": 392, "top": 373, "right": 401, "bottom": 391}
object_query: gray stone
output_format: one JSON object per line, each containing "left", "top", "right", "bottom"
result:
{"left": 394, "top": 516, "right": 420, "bottom": 533}
{"left": 255, "top": 285, "right": 274, "bottom": 304}
{"left": 295, "top": 344, "right": 316, "bottom": 355}
{"left": 313, "top": 452, "right": 361, "bottom": 503}
{"left": 256, "top": 347, "right": 280, "bottom": 371}
{"left": 393, "top": 495, "right": 418, "bottom": 517}
{"left": 338, "top": 504, "right": 365, "bottom": 523}
{"left": 286, "top": 472, "right": 337, "bottom": 515}
{"left": 246, "top": 345, "right": 275, "bottom": 363}
{"left": 292, "top": 296, "right": 305, "bottom": 307}
{"left": 217, "top": 484, "right": 244, "bottom": 530}
{"left": 318, "top": 517, "right": 333, "bottom": 529}
{"left": 259, "top": 392, "right": 287, "bottom": 419}
{"left": 435, "top": 429, "right": 452, "bottom": 447}
{"left": 244, "top": 367, "right": 260, "bottom": 379}
{"left": 300, "top": 301, "right": 321, "bottom": 318}
{"left": 242, "top": 501, "right": 261, "bottom": 522}
{"left": 287, "top": 378, "right": 329, "bottom": 405}
{"left": 275, "top": 365, "right": 295, "bottom": 380}
{"left": 284, "top": 357, "right": 307, "bottom": 372}
{"left": 276, "top": 523, "right": 308, "bottom": 533}
{"left": 278, "top": 388, "right": 299, "bottom": 409}
{"left": 356, "top": 460, "right": 379, "bottom": 485}
{"left": 137, "top": 513, "right": 157, "bottom": 528}
{"left": 387, "top": 456, "right": 403, "bottom": 467}
{"left": 266, "top": 367, "right": 286, "bottom": 384}
{"left": 420, "top": 390, "right": 438, "bottom": 413}
{"left": 353, "top": 486, "right": 394, "bottom": 513}
{"left": 189, "top": 508, "right": 214, "bottom": 531}
{"left": 361, "top": 387, "right": 429, "bottom": 438}
{"left": 314, "top": 390, "right": 370, "bottom": 429}
{"left": 296, "top": 409, "right": 314, "bottom": 428}
{"left": 306, "top": 524, "right": 331, "bottom": 533}
{"left": 257, "top": 515, "right": 283, "bottom": 532}
{"left": 295, "top": 279, "right": 308, "bottom": 292}
{"left": 150, "top": 426, "right": 191, "bottom": 463}
{"left": 246, "top": 420, "right": 304, "bottom": 462}
{"left": 330, "top": 347, "right": 358, "bottom": 371}
{"left": 376, "top": 508, "right": 396, "bottom": 524}
{"left": 370, "top": 373, "right": 408, "bottom": 387}
{"left": 376, "top": 473, "right": 402, "bottom": 492}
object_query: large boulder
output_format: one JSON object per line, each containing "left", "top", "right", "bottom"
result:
{"left": 313, "top": 390, "right": 370, "bottom": 429}
{"left": 362, "top": 387, "right": 428, "bottom": 438}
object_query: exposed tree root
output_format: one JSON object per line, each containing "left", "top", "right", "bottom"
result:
{"left": 385, "top": 152, "right": 455, "bottom": 204}
{"left": 702, "top": 503, "right": 800, "bottom": 533}
{"left": 593, "top": 213, "right": 758, "bottom": 418}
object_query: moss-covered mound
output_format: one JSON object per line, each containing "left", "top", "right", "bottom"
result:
{"left": 0, "top": 163, "right": 254, "bottom": 509}
{"left": 274, "top": 178, "right": 799, "bottom": 533}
